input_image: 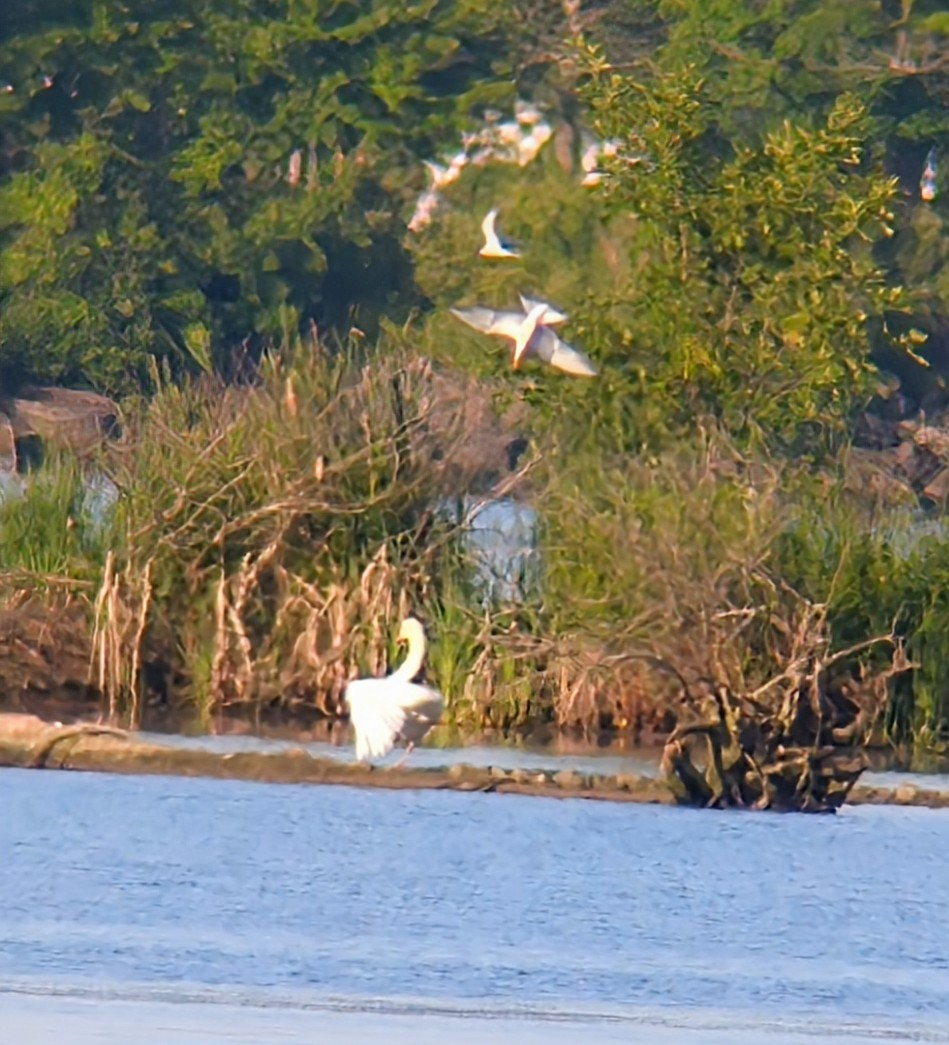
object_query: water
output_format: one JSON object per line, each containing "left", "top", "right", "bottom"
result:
{"left": 2, "top": 768, "right": 948, "bottom": 1042}
{"left": 0, "top": 467, "right": 118, "bottom": 526}
{"left": 137, "top": 729, "right": 663, "bottom": 778}
{"left": 438, "top": 494, "right": 537, "bottom": 603}
{"left": 464, "top": 496, "right": 537, "bottom": 602}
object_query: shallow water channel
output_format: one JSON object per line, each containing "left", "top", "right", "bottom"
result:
{"left": 2, "top": 761, "right": 948, "bottom": 1044}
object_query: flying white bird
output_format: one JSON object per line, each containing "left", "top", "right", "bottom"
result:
{"left": 511, "top": 302, "right": 548, "bottom": 367}
{"left": 497, "top": 120, "right": 523, "bottom": 146}
{"left": 921, "top": 147, "right": 938, "bottom": 202}
{"left": 580, "top": 142, "right": 607, "bottom": 185}
{"left": 423, "top": 159, "right": 462, "bottom": 191}
{"left": 344, "top": 617, "right": 445, "bottom": 766}
{"left": 446, "top": 150, "right": 469, "bottom": 179}
{"left": 450, "top": 303, "right": 598, "bottom": 377}
{"left": 408, "top": 189, "right": 440, "bottom": 232}
{"left": 580, "top": 135, "right": 623, "bottom": 187}
{"left": 479, "top": 208, "right": 521, "bottom": 258}
{"left": 581, "top": 137, "right": 601, "bottom": 174}
{"left": 517, "top": 122, "right": 552, "bottom": 167}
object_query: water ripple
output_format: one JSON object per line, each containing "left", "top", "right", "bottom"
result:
{"left": 1, "top": 768, "right": 947, "bottom": 1041}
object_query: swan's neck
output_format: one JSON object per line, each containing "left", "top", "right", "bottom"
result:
{"left": 391, "top": 627, "right": 426, "bottom": 682}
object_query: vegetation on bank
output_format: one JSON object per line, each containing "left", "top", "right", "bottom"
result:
{"left": 3, "top": 1, "right": 949, "bottom": 775}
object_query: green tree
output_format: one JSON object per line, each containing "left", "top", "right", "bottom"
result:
{"left": 578, "top": 61, "right": 910, "bottom": 455}
{"left": 591, "top": 0, "right": 949, "bottom": 400}
{"left": 0, "top": 0, "right": 520, "bottom": 392}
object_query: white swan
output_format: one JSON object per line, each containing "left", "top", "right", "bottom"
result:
{"left": 344, "top": 618, "right": 445, "bottom": 765}
{"left": 450, "top": 303, "right": 598, "bottom": 377}
{"left": 479, "top": 207, "right": 520, "bottom": 258}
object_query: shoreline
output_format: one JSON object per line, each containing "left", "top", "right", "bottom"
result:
{"left": 1, "top": 715, "right": 946, "bottom": 811}
{"left": 5, "top": 986, "right": 942, "bottom": 1045}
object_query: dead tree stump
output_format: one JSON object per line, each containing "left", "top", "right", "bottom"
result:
{"left": 656, "top": 596, "right": 911, "bottom": 813}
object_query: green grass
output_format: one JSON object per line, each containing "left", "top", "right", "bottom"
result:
{"left": 0, "top": 453, "right": 112, "bottom": 580}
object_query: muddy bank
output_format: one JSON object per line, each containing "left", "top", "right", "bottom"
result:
{"left": 1, "top": 714, "right": 945, "bottom": 811}
{"left": 0, "top": 714, "right": 673, "bottom": 805}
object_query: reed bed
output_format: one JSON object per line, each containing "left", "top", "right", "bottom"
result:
{"left": 1, "top": 343, "right": 947, "bottom": 771}
{"left": 105, "top": 339, "right": 540, "bottom": 724}
{"left": 0, "top": 335, "right": 537, "bottom": 727}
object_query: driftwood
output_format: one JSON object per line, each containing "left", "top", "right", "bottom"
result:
{"left": 27, "top": 723, "right": 129, "bottom": 768}
{"left": 0, "top": 714, "right": 126, "bottom": 766}
{"left": 659, "top": 639, "right": 912, "bottom": 813}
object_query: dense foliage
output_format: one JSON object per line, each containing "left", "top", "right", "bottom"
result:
{"left": 0, "top": 0, "right": 520, "bottom": 391}
{"left": 602, "top": 0, "right": 949, "bottom": 395}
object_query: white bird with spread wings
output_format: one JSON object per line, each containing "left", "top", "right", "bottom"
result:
{"left": 344, "top": 618, "right": 445, "bottom": 766}
{"left": 451, "top": 296, "right": 598, "bottom": 377}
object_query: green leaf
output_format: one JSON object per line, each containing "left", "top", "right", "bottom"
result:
{"left": 183, "top": 322, "right": 213, "bottom": 374}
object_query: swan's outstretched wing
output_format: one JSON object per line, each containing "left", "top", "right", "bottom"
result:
{"left": 345, "top": 679, "right": 405, "bottom": 760}
{"left": 345, "top": 678, "right": 444, "bottom": 761}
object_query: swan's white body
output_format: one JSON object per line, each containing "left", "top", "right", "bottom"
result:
{"left": 344, "top": 618, "right": 444, "bottom": 764}
{"left": 450, "top": 303, "right": 598, "bottom": 377}
{"left": 479, "top": 208, "right": 520, "bottom": 258}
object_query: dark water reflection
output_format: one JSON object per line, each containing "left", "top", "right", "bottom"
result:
{"left": 1, "top": 769, "right": 948, "bottom": 1042}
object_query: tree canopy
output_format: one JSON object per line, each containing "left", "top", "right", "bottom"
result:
{"left": 0, "top": 0, "right": 521, "bottom": 391}
{"left": 2, "top": 0, "right": 949, "bottom": 420}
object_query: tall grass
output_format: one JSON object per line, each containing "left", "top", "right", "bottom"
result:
{"left": 4, "top": 338, "right": 949, "bottom": 756}
{"left": 497, "top": 428, "right": 938, "bottom": 751}
{"left": 0, "top": 332, "right": 535, "bottom": 726}
{"left": 85, "top": 334, "right": 535, "bottom": 724}
{"left": 775, "top": 487, "right": 949, "bottom": 752}
{"left": 0, "top": 453, "right": 111, "bottom": 581}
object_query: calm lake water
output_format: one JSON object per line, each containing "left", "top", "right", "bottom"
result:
{"left": 2, "top": 767, "right": 948, "bottom": 1043}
